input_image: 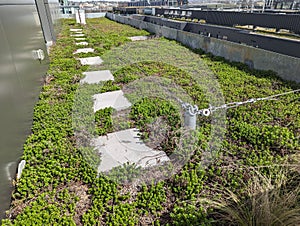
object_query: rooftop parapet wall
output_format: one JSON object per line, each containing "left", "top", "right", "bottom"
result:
{"left": 131, "top": 15, "right": 300, "bottom": 58}
{"left": 155, "top": 9, "right": 300, "bottom": 35}
{"left": 106, "top": 13, "right": 300, "bottom": 83}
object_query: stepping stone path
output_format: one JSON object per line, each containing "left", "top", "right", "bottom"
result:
{"left": 79, "top": 56, "right": 103, "bottom": 65}
{"left": 93, "top": 90, "right": 131, "bottom": 112}
{"left": 70, "top": 27, "right": 170, "bottom": 173}
{"left": 74, "top": 48, "right": 94, "bottom": 54}
{"left": 80, "top": 70, "right": 114, "bottom": 84}
{"left": 93, "top": 128, "right": 170, "bottom": 172}
{"left": 70, "top": 29, "right": 101, "bottom": 66}
{"left": 76, "top": 41, "right": 89, "bottom": 46}
{"left": 129, "top": 36, "right": 150, "bottom": 41}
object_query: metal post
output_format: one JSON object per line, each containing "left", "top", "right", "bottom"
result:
{"left": 184, "top": 109, "right": 197, "bottom": 130}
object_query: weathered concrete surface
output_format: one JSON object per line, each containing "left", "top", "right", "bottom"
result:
{"left": 70, "top": 28, "right": 82, "bottom": 32}
{"left": 76, "top": 41, "right": 89, "bottom": 46}
{"left": 162, "top": 27, "right": 178, "bottom": 40}
{"left": 130, "top": 18, "right": 141, "bottom": 29}
{"left": 71, "top": 34, "right": 85, "bottom": 37}
{"left": 79, "top": 56, "right": 103, "bottom": 65}
{"left": 147, "top": 22, "right": 162, "bottom": 35}
{"left": 106, "top": 13, "right": 300, "bottom": 83}
{"left": 75, "top": 37, "right": 86, "bottom": 41}
{"left": 81, "top": 70, "right": 114, "bottom": 84}
{"left": 206, "top": 36, "right": 297, "bottom": 82}
{"left": 93, "top": 90, "right": 131, "bottom": 112}
{"left": 74, "top": 48, "right": 94, "bottom": 54}
{"left": 129, "top": 36, "right": 149, "bottom": 41}
{"left": 177, "top": 31, "right": 202, "bottom": 50}
{"left": 93, "top": 128, "right": 170, "bottom": 172}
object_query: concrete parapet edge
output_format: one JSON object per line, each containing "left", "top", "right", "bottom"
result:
{"left": 106, "top": 13, "right": 299, "bottom": 83}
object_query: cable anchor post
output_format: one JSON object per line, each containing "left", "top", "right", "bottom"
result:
{"left": 184, "top": 104, "right": 198, "bottom": 130}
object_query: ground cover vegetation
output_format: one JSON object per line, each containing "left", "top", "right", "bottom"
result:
{"left": 2, "top": 17, "right": 300, "bottom": 225}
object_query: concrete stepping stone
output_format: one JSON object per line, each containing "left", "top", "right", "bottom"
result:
{"left": 93, "top": 90, "right": 131, "bottom": 112}
{"left": 74, "top": 48, "right": 94, "bottom": 54}
{"left": 93, "top": 128, "right": 170, "bottom": 172}
{"left": 129, "top": 36, "right": 150, "bottom": 41}
{"left": 80, "top": 70, "right": 114, "bottom": 84}
{"left": 76, "top": 41, "right": 89, "bottom": 46}
{"left": 71, "top": 34, "right": 85, "bottom": 37}
{"left": 75, "top": 37, "right": 86, "bottom": 41}
{"left": 70, "top": 28, "right": 82, "bottom": 32}
{"left": 79, "top": 56, "right": 103, "bottom": 65}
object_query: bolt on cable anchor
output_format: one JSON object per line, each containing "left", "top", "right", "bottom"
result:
{"left": 181, "top": 102, "right": 211, "bottom": 130}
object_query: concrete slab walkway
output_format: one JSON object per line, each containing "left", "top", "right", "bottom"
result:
{"left": 73, "top": 27, "right": 170, "bottom": 173}
{"left": 81, "top": 70, "right": 114, "bottom": 84}
{"left": 93, "top": 128, "right": 170, "bottom": 172}
{"left": 93, "top": 90, "right": 131, "bottom": 112}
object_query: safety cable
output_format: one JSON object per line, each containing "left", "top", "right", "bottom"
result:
{"left": 180, "top": 88, "right": 300, "bottom": 117}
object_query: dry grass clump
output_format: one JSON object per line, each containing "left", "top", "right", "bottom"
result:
{"left": 201, "top": 165, "right": 300, "bottom": 226}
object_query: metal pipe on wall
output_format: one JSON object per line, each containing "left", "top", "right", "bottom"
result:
{"left": 35, "top": 0, "right": 60, "bottom": 47}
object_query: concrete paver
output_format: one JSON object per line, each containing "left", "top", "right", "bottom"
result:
{"left": 76, "top": 42, "right": 89, "bottom": 46}
{"left": 74, "top": 48, "right": 94, "bottom": 54}
{"left": 75, "top": 37, "right": 86, "bottom": 41}
{"left": 78, "top": 56, "right": 103, "bottom": 65}
{"left": 129, "top": 36, "right": 150, "bottom": 41}
{"left": 70, "top": 28, "right": 82, "bottom": 32}
{"left": 93, "top": 90, "right": 131, "bottom": 112}
{"left": 71, "top": 34, "right": 85, "bottom": 37}
{"left": 81, "top": 70, "right": 114, "bottom": 84}
{"left": 93, "top": 128, "right": 170, "bottom": 172}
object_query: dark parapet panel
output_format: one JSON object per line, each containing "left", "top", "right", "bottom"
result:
{"left": 144, "top": 15, "right": 300, "bottom": 58}
{"left": 155, "top": 9, "right": 300, "bottom": 34}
